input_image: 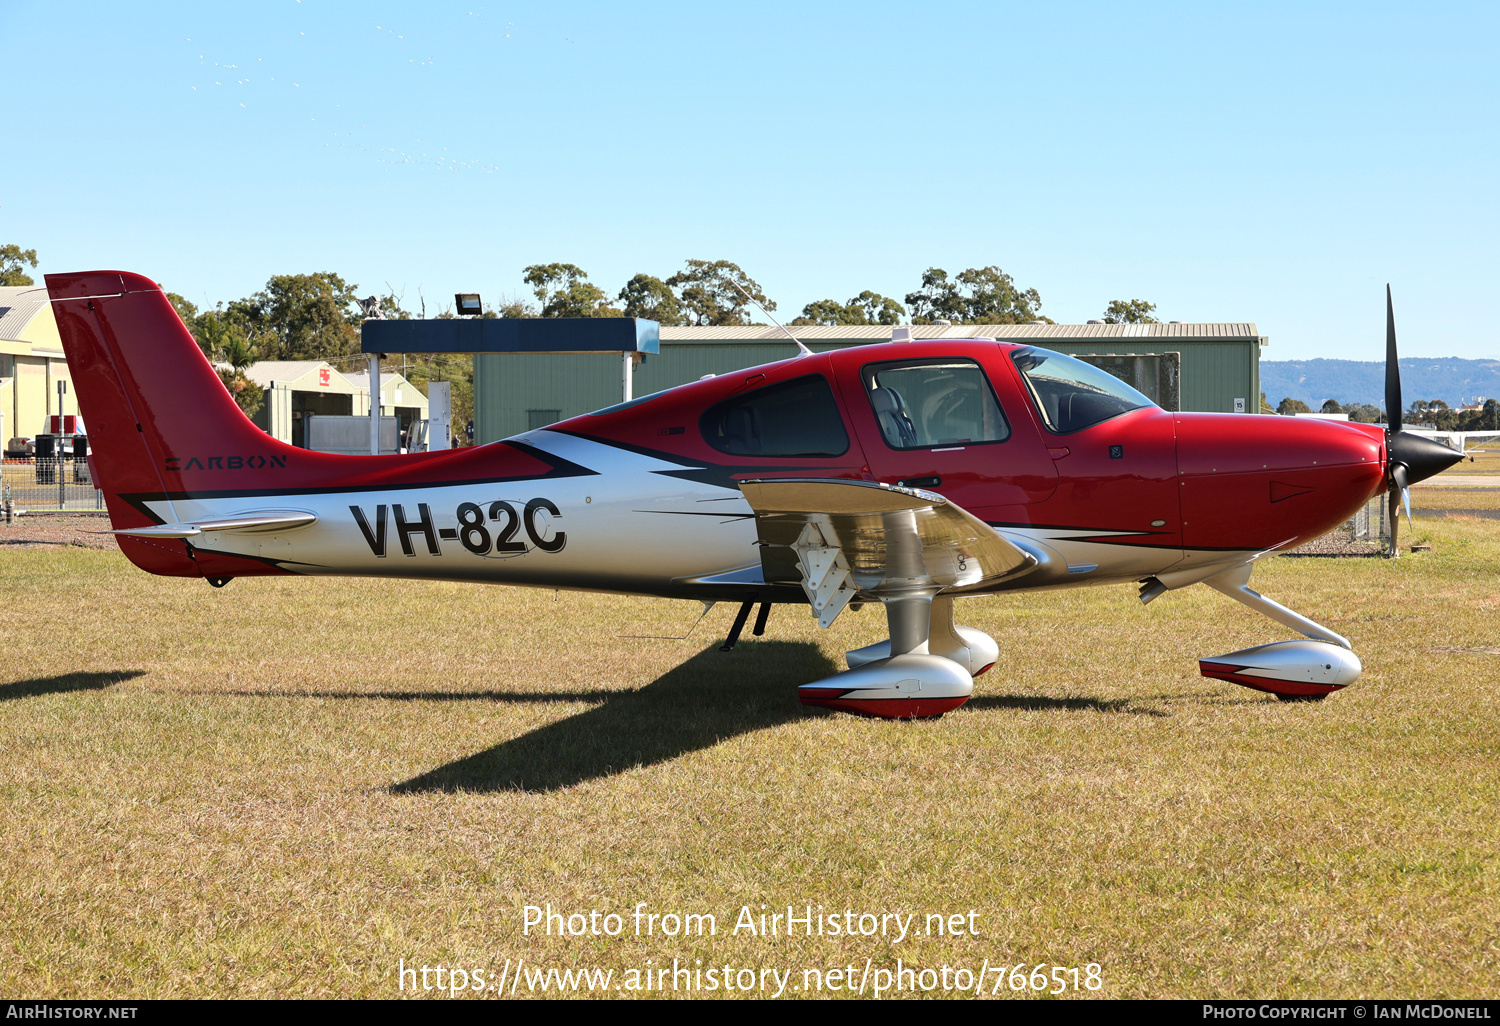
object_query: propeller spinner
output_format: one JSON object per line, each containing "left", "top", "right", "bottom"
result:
{"left": 1383, "top": 286, "right": 1465, "bottom": 554}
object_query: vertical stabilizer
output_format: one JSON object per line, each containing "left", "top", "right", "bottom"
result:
{"left": 46, "top": 271, "right": 301, "bottom": 575}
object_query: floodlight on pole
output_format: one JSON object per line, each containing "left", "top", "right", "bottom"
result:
{"left": 455, "top": 293, "right": 483, "bottom": 318}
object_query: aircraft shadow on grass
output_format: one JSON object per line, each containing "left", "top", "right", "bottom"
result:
{"left": 392, "top": 641, "right": 838, "bottom": 795}
{"left": 0, "top": 670, "right": 145, "bottom": 703}
{"left": 386, "top": 644, "right": 1179, "bottom": 794}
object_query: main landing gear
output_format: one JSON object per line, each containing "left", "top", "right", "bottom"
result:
{"left": 798, "top": 594, "right": 997, "bottom": 720}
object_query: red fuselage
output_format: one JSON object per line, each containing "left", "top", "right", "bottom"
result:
{"left": 561, "top": 340, "right": 1387, "bottom": 559}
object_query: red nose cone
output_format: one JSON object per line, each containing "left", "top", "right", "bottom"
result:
{"left": 1175, "top": 414, "right": 1386, "bottom": 552}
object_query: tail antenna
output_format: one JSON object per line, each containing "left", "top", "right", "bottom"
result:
{"left": 726, "top": 277, "right": 813, "bottom": 357}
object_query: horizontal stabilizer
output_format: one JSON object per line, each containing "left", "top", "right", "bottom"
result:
{"left": 110, "top": 511, "right": 318, "bottom": 539}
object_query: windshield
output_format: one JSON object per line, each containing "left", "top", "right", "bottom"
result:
{"left": 1010, "top": 347, "right": 1153, "bottom": 433}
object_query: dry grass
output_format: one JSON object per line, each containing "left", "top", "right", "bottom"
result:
{"left": 2, "top": 518, "right": 1498, "bottom": 1000}
{"left": 1446, "top": 448, "right": 1500, "bottom": 476}
{"left": 1409, "top": 487, "right": 1500, "bottom": 511}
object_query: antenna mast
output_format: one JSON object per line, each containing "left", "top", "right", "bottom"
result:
{"left": 726, "top": 277, "right": 813, "bottom": 358}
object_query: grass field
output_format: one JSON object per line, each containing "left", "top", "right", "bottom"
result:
{"left": 1410, "top": 487, "right": 1500, "bottom": 511}
{"left": 1447, "top": 447, "right": 1500, "bottom": 476}
{"left": 2, "top": 518, "right": 1498, "bottom": 999}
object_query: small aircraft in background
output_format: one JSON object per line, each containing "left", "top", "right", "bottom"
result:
{"left": 47, "top": 271, "right": 1461, "bottom": 717}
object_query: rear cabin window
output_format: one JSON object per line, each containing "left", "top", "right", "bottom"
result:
{"left": 861, "top": 358, "right": 1011, "bottom": 450}
{"left": 700, "top": 374, "right": 850, "bottom": 457}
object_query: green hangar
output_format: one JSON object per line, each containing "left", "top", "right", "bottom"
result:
{"left": 472, "top": 322, "right": 1266, "bottom": 444}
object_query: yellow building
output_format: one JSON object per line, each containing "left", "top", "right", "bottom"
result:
{"left": 0, "top": 285, "right": 75, "bottom": 451}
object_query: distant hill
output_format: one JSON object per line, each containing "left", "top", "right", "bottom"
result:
{"left": 1260, "top": 357, "right": 1500, "bottom": 409}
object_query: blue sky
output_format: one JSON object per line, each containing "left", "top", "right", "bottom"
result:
{"left": 4, "top": 1, "right": 1496, "bottom": 359}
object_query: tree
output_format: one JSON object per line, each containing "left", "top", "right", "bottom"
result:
{"left": 665, "top": 259, "right": 774, "bottom": 326}
{"left": 1102, "top": 299, "right": 1159, "bottom": 324}
{"left": 217, "top": 368, "right": 265, "bottom": 419}
{"left": 228, "top": 273, "right": 362, "bottom": 362}
{"left": 791, "top": 299, "right": 857, "bottom": 326}
{"left": 402, "top": 354, "right": 474, "bottom": 445}
{"left": 191, "top": 310, "right": 264, "bottom": 417}
{"left": 522, "top": 263, "right": 621, "bottom": 318}
{"left": 617, "top": 273, "right": 683, "bottom": 325}
{"left": 1347, "top": 403, "right": 1385, "bottom": 424}
{"left": 791, "top": 290, "right": 906, "bottom": 326}
{"left": 368, "top": 288, "right": 413, "bottom": 321}
{"left": 166, "top": 292, "right": 199, "bottom": 328}
{"left": 1260, "top": 391, "right": 1276, "bottom": 414}
{"left": 1277, "top": 397, "right": 1311, "bottom": 416}
{"left": 1407, "top": 399, "right": 1451, "bottom": 426}
{"left": 904, "top": 266, "right": 1043, "bottom": 324}
{"left": 493, "top": 296, "right": 537, "bottom": 319}
{"left": 849, "top": 290, "right": 906, "bottom": 325}
{"left": 1411, "top": 399, "right": 1459, "bottom": 431}
{"left": 204, "top": 313, "right": 259, "bottom": 370}
{"left": 0, "top": 244, "right": 38, "bottom": 287}
{"left": 189, "top": 309, "right": 263, "bottom": 418}
{"left": 1320, "top": 399, "right": 1345, "bottom": 414}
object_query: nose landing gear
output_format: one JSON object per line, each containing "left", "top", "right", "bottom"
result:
{"left": 1196, "top": 564, "right": 1362, "bottom": 700}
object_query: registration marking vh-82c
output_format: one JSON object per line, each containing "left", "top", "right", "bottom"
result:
{"left": 349, "top": 499, "right": 568, "bottom": 559}
{"left": 48, "top": 270, "right": 1463, "bottom": 718}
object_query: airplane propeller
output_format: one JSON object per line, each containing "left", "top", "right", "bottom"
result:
{"left": 1383, "top": 286, "right": 1465, "bottom": 555}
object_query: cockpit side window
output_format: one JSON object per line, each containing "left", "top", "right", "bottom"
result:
{"left": 700, "top": 374, "right": 850, "bottom": 457}
{"left": 860, "top": 358, "right": 1010, "bottom": 451}
{"left": 1010, "top": 347, "right": 1153, "bottom": 434}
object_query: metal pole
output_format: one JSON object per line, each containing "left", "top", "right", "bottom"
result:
{"left": 368, "top": 353, "right": 381, "bottom": 455}
{"left": 57, "top": 381, "right": 67, "bottom": 510}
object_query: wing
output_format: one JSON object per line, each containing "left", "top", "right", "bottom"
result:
{"left": 738, "top": 478, "right": 1038, "bottom": 627}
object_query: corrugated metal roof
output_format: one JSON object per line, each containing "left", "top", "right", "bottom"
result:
{"left": 658, "top": 322, "right": 1260, "bottom": 342}
{"left": 243, "top": 360, "right": 339, "bottom": 388}
{"left": 0, "top": 285, "right": 51, "bottom": 341}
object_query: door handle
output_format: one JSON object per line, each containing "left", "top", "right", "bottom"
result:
{"left": 899, "top": 475, "right": 942, "bottom": 489}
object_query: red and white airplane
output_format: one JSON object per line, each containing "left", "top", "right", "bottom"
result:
{"left": 47, "top": 271, "right": 1461, "bottom": 717}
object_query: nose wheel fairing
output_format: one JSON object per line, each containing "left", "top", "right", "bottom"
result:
{"left": 1200, "top": 640, "right": 1361, "bottom": 699}
{"left": 1194, "top": 563, "right": 1363, "bottom": 699}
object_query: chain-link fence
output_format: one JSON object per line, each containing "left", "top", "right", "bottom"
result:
{"left": 1, "top": 458, "right": 104, "bottom": 513}
{"left": 1286, "top": 494, "right": 1391, "bottom": 557}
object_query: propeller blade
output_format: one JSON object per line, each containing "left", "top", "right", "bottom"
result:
{"left": 1381, "top": 289, "right": 1461, "bottom": 508}
{"left": 1386, "top": 285, "right": 1403, "bottom": 434}
{"left": 1388, "top": 487, "right": 1401, "bottom": 557}
{"left": 1402, "top": 486, "right": 1413, "bottom": 528}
